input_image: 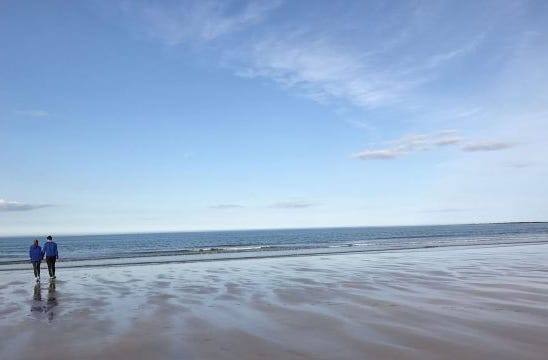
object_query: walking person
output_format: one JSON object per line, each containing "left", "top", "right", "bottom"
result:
{"left": 29, "top": 239, "right": 43, "bottom": 282}
{"left": 43, "top": 235, "right": 59, "bottom": 279}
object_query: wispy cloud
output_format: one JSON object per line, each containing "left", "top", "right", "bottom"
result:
{"left": 270, "top": 200, "right": 316, "bottom": 209}
{"left": 0, "top": 198, "right": 52, "bottom": 212}
{"left": 209, "top": 204, "right": 243, "bottom": 209}
{"left": 435, "top": 137, "right": 461, "bottom": 146}
{"left": 354, "top": 131, "right": 518, "bottom": 160}
{"left": 229, "top": 28, "right": 438, "bottom": 109}
{"left": 462, "top": 141, "right": 516, "bottom": 152}
{"left": 138, "top": 0, "right": 281, "bottom": 45}
{"left": 444, "top": 107, "right": 483, "bottom": 120}
{"left": 226, "top": 8, "right": 486, "bottom": 109}
{"left": 390, "top": 134, "right": 431, "bottom": 152}
{"left": 437, "top": 129, "right": 459, "bottom": 136}
{"left": 353, "top": 130, "right": 461, "bottom": 161}
{"left": 15, "top": 109, "right": 48, "bottom": 117}
{"left": 352, "top": 149, "right": 400, "bottom": 160}
{"left": 119, "top": 1, "right": 486, "bottom": 110}
{"left": 426, "top": 34, "right": 485, "bottom": 68}
{"left": 233, "top": 35, "right": 423, "bottom": 108}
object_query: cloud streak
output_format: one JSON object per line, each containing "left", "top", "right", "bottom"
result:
{"left": 121, "top": 1, "right": 487, "bottom": 110}
{"left": 390, "top": 134, "right": 431, "bottom": 152}
{"left": 435, "top": 137, "right": 461, "bottom": 146}
{"left": 354, "top": 130, "right": 461, "bottom": 161}
{"left": 234, "top": 36, "right": 422, "bottom": 108}
{"left": 426, "top": 34, "right": 485, "bottom": 68}
{"left": 139, "top": 0, "right": 281, "bottom": 45}
{"left": 0, "top": 199, "right": 52, "bottom": 212}
{"left": 225, "top": 5, "right": 487, "bottom": 109}
{"left": 462, "top": 141, "right": 516, "bottom": 152}
{"left": 209, "top": 204, "right": 243, "bottom": 209}
{"left": 354, "top": 131, "right": 518, "bottom": 161}
{"left": 270, "top": 200, "right": 316, "bottom": 209}
{"left": 352, "top": 149, "right": 400, "bottom": 160}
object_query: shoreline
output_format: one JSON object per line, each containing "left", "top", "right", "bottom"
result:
{"left": 2, "top": 238, "right": 548, "bottom": 272}
{"left": 2, "top": 243, "right": 548, "bottom": 359}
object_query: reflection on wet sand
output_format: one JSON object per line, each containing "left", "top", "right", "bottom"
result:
{"left": 30, "top": 284, "right": 42, "bottom": 314}
{"left": 4, "top": 244, "right": 547, "bottom": 360}
{"left": 30, "top": 280, "right": 58, "bottom": 321}
{"left": 33, "top": 284, "right": 41, "bottom": 301}
{"left": 46, "top": 281, "right": 58, "bottom": 321}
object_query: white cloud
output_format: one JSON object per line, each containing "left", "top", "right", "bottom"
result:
{"left": 15, "top": 109, "right": 48, "bottom": 117}
{"left": 352, "top": 149, "right": 400, "bottom": 160}
{"left": 0, "top": 198, "right": 51, "bottom": 212}
{"left": 354, "top": 130, "right": 462, "bottom": 161}
{"left": 118, "top": 1, "right": 487, "bottom": 110}
{"left": 437, "top": 129, "right": 459, "bottom": 135}
{"left": 227, "top": 12, "right": 485, "bottom": 110}
{"left": 234, "top": 36, "right": 423, "bottom": 108}
{"left": 391, "top": 134, "right": 431, "bottom": 152}
{"left": 354, "top": 131, "right": 518, "bottom": 160}
{"left": 435, "top": 137, "right": 461, "bottom": 146}
{"left": 140, "top": 0, "right": 281, "bottom": 45}
{"left": 462, "top": 141, "right": 516, "bottom": 152}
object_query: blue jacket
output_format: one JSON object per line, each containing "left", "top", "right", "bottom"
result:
{"left": 43, "top": 241, "right": 58, "bottom": 258}
{"left": 29, "top": 245, "right": 43, "bottom": 262}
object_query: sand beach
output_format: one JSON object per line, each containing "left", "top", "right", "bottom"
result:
{"left": 1, "top": 243, "right": 548, "bottom": 359}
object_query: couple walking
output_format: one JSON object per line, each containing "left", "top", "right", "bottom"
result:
{"left": 29, "top": 235, "right": 59, "bottom": 282}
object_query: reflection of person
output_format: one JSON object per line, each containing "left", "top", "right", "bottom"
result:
{"left": 29, "top": 239, "right": 43, "bottom": 282}
{"left": 30, "top": 283, "right": 43, "bottom": 314}
{"left": 33, "top": 283, "right": 42, "bottom": 301}
{"left": 47, "top": 281, "right": 57, "bottom": 321}
{"left": 43, "top": 235, "right": 59, "bottom": 279}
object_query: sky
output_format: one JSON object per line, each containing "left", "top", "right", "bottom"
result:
{"left": 1, "top": 0, "right": 547, "bottom": 236}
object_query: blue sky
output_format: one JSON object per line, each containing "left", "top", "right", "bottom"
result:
{"left": 1, "top": 0, "right": 547, "bottom": 236}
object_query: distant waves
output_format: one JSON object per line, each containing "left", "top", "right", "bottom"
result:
{"left": 1, "top": 223, "right": 548, "bottom": 270}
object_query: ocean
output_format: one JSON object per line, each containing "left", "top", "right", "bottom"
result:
{"left": 1, "top": 223, "right": 547, "bottom": 271}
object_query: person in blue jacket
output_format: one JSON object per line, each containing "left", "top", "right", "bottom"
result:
{"left": 29, "top": 239, "right": 43, "bottom": 282}
{"left": 43, "top": 235, "right": 59, "bottom": 279}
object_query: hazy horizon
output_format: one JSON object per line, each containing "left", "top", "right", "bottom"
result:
{"left": 2, "top": 221, "right": 547, "bottom": 239}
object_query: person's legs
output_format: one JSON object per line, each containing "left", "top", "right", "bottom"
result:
{"left": 51, "top": 257, "right": 56, "bottom": 277}
{"left": 32, "top": 261, "right": 38, "bottom": 277}
{"left": 36, "top": 261, "right": 41, "bottom": 278}
{"left": 46, "top": 257, "right": 54, "bottom": 277}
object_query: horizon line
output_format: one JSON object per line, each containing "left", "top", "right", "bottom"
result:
{"left": 1, "top": 221, "right": 546, "bottom": 239}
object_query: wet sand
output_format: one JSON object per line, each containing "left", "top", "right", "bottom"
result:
{"left": 1, "top": 244, "right": 548, "bottom": 360}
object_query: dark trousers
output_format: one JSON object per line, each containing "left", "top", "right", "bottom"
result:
{"left": 46, "top": 256, "right": 56, "bottom": 277}
{"left": 32, "top": 261, "right": 41, "bottom": 277}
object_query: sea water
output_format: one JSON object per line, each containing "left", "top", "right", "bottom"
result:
{"left": 1, "top": 223, "right": 547, "bottom": 271}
